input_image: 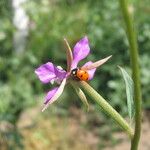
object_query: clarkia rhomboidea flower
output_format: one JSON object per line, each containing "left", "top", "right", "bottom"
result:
{"left": 35, "top": 36, "right": 112, "bottom": 111}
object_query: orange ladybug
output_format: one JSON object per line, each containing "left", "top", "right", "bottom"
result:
{"left": 71, "top": 68, "right": 89, "bottom": 81}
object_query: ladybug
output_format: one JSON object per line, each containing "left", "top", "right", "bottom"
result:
{"left": 71, "top": 68, "right": 89, "bottom": 81}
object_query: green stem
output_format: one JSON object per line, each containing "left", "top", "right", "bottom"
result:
{"left": 119, "top": 0, "right": 142, "bottom": 149}
{"left": 78, "top": 81, "right": 133, "bottom": 138}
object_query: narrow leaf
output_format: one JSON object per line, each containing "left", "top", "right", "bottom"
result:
{"left": 118, "top": 66, "right": 134, "bottom": 120}
{"left": 71, "top": 82, "right": 89, "bottom": 111}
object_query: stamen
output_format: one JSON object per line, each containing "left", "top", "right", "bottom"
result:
{"left": 50, "top": 79, "right": 55, "bottom": 84}
{"left": 57, "top": 66, "right": 63, "bottom": 70}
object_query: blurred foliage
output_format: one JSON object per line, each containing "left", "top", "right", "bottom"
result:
{"left": 0, "top": 0, "right": 150, "bottom": 126}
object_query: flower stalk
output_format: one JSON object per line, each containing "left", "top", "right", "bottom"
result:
{"left": 75, "top": 81, "right": 134, "bottom": 138}
{"left": 119, "top": 0, "right": 142, "bottom": 149}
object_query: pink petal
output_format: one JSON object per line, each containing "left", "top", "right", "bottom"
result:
{"left": 42, "top": 78, "right": 67, "bottom": 111}
{"left": 82, "top": 61, "right": 96, "bottom": 80}
{"left": 35, "top": 62, "right": 66, "bottom": 84}
{"left": 71, "top": 36, "right": 90, "bottom": 69}
{"left": 44, "top": 87, "right": 58, "bottom": 104}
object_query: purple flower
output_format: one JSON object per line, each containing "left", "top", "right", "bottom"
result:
{"left": 35, "top": 62, "right": 67, "bottom": 111}
{"left": 35, "top": 36, "right": 112, "bottom": 111}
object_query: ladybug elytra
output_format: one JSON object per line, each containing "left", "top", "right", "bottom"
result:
{"left": 71, "top": 68, "right": 89, "bottom": 81}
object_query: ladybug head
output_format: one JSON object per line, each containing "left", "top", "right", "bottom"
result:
{"left": 71, "top": 68, "right": 78, "bottom": 77}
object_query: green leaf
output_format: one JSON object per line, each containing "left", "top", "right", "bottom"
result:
{"left": 71, "top": 82, "right": 89, "bottom": 111}
{"left": 118, "top": 66, "right": 134, "bottom": 120}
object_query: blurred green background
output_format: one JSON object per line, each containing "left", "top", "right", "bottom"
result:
{"left": 0, "top": 0, "right": 150, "bottom": 150}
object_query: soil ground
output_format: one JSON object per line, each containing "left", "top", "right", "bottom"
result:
{"left": 1, "top": 106, "right": 150, "bottom": 150}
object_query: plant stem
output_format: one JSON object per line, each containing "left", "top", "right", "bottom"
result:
{"left": 78, "top": 81, "right": 133, "bottom": 138}
{"left": 119, "top": 0, "right": 142, "bottom": 149}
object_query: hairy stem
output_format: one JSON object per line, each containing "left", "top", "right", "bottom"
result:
{"left": 77, "top": 81, "right": 134, "bottom": 138}
{"left": 119, "top": 0, "right": 142, "bottom": 149}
